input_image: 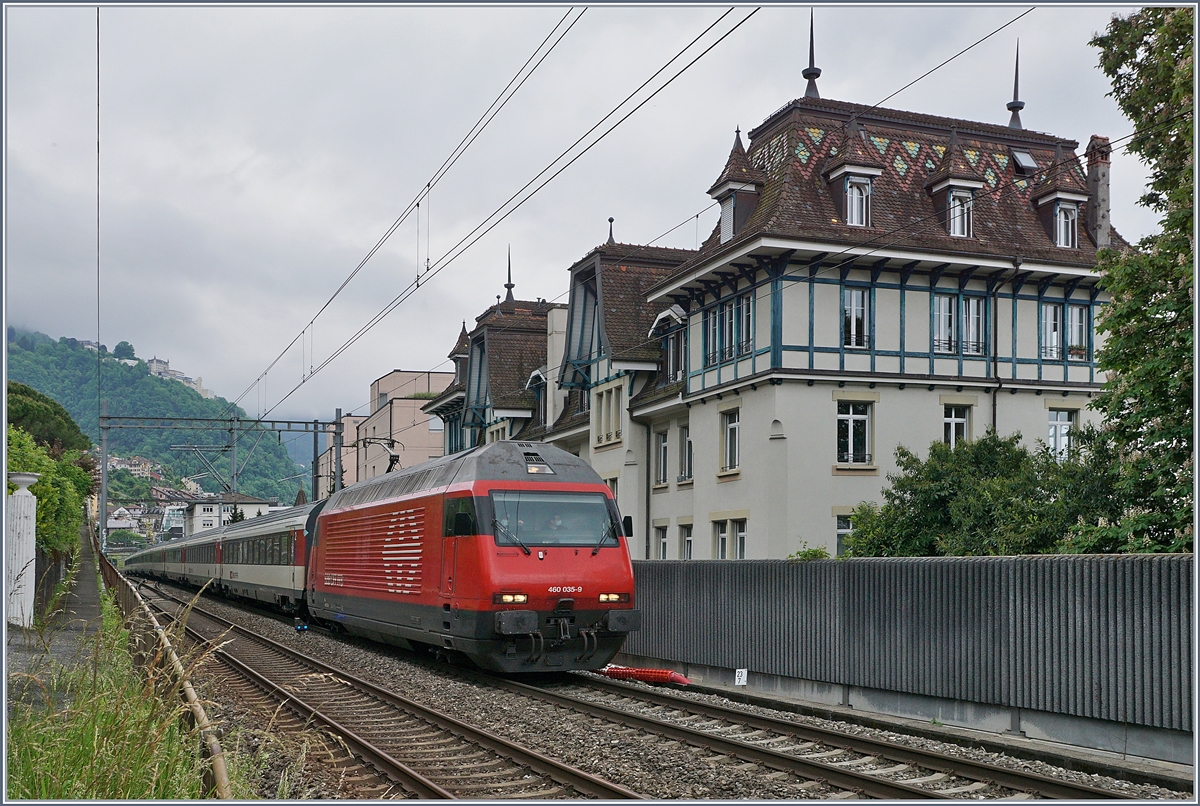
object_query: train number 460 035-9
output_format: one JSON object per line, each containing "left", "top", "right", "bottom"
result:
{"left": 547, "top": 585, "right": 583, "bottom": 594}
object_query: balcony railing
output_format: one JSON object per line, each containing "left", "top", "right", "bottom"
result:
{"left": 705, "top": 350, "right": 719, "bottom": 367}
{"left": 962, "top": 339, "right": 987, "bottom": 355}
{"left": 837, "top": 451, "right": 873, "bottom": 465}
{"left": 933, "top": 337, "right": 958, "bottom": 353}
{"left": 1041, "top": 345, "right": 1063, "bottom": 360}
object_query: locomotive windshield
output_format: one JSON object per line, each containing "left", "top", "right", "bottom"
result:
{"left": 488, "top": 491, "right": 621, "bottom": 549}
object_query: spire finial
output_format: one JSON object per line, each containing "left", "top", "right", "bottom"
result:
{"left": 504, "top": 245, "right": 515, "bottom": 302}
{"left": 1007, "top": 39, "right": 1025, "bottom": 130}
{"left": 802, "top": 8, "right": 821, "bottom": 99}
{"left": 607, "top": 217, "right": 615, "bottom": 245}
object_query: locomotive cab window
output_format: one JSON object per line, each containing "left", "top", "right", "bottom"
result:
{"left": 443, "top": 496, "right": 480, "bottom": 536}
{"left": 489, "top": 491, "right": 621, "bottom": 549}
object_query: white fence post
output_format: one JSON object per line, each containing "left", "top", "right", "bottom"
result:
{"left": 7, "top": 472, "right": 40, "bottom": 629}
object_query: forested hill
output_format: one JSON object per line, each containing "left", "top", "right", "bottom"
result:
{"left": 7, "top": 328, "right": 308, "bottom": 502}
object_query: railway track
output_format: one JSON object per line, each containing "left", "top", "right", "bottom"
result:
{"left": 143, "top": 581, "right": 1177, "bottom": 800}
{"left": 467, "top": 672, "right": 1141, "bottom": 801}
{"left": 141, "top": 586, "right": 641, "bottom": 800}
{"left": 200, "top": 661, "right": 404, "bottom": 798}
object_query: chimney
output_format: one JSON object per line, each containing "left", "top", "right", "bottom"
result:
{"left": 1085, "top": 135, "right": 1111, "bottom": 249}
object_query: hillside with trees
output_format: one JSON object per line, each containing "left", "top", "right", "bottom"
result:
{"left": 7, "top": 328, "right": 309, "bottom": 503}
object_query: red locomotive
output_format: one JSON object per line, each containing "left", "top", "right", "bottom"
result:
{"left": 127, "top": 441, "right": 641, "bottom": 672}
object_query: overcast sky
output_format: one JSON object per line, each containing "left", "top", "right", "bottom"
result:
{"left": 6, "top": 4, "right": 1150, "bottom": 423}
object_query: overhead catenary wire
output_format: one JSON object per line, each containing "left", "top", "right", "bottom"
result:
{"left": 301, "top": 111, "right": 1190, "bottom": 479}
{"left": 225, "top": 7, "right": 586, "bottom": 413}
{"left": 235, "top": 8, "right": 1179, "bottom": 456}
{"left": 253, "top": 9, "right": 761, "bottom": 422}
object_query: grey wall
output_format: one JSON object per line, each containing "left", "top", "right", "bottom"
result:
{"left": 627, "top": 554, "right": 1192, "bottom": 731}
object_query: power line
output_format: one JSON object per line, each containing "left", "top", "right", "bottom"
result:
{"left": 838, "top": 7, "right": 1036, "bottom": 134}
{"left": 254, "top": 9, "right": 760, "bottom": 420}
{"left": 226, "top": 7, "right": 586, "bottom": 413}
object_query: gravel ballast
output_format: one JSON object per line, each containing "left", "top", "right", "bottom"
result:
{"left": 171, "top": 587, "right": 1193, "bottom": 800}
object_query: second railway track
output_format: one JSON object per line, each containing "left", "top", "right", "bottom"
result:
{"left": 492, "top": 673, "right": 1142, "bottom": 800}
{"left": 142, "top": 585, "right": 641, "bottom": 800}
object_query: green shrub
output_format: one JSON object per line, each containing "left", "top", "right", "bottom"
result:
{"left": 787, "top": 543, "right": 831, "bottom": 561}
{"left": 6, "top": 425, "right": 88, "bottom": 555}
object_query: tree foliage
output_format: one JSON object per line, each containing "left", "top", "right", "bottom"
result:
{"left": 7, "top": 329, "right": 307, "bottom": 503}
{"left": 106, "top": 529, "right": 145, "bottom": 546}
{"left": 846, "top": 429, "right": 1128, "bottom": 558}
{"left": 7, "top": 425, "right": 91, "bottom": 555}
{"left": 112, "top": 341, "right": 136, "bottom": 360}
{"left": 1088, "top": 8, "right": 1193, "bottom": 551}
{"left": 7, "top": 381, "right": 92, "bottom": 453}
{"left": 106, "top": 468, "right": 153, "bottom": 503}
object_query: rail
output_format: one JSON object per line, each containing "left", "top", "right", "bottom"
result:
{"left": 92, "top": 536, "right": 232, "bottom": 799}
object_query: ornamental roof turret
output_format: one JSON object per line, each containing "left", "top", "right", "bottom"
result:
{"left": 1030, "top": 141, "right": 1089, "bottom": 203}
{"left": 707, "top": 129, "right": 766, "bottom": 197}
{"left": 924, "top": 128, "right": 982, "bottom": 190}
{"left": 448, "top": 321, "right": 469, "bottom": 359}
{"left": 821, "top": 119, "right": 886, "bottom": 178}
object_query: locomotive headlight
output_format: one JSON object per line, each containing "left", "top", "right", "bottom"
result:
{"left": 599, "top": 593, "right": 630, "bottom": 603}
{"left": 493, "top": 593, "right": 528, "bottom": 604}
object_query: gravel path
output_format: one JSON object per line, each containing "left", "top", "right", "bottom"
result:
{"left": 174, "top": 588, "right": 1193, "bottom": 800}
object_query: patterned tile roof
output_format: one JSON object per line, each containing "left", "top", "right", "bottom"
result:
{"left": 1030, "top": 142, "right": 1091, "bottom": 201}
{"left": 707, "top": 130, "right": 766, "bottom": 195}
{"left": 822, "top": 119, "right": 886, "bottom": 176}
{"left": 651, "top": 96, "right": 1129, "bottom": 296}
{"left": 923, "top": 128, "right": 981, "bottom": 189}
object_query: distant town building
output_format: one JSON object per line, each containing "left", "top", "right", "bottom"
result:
{"left": 146, "top": 356, "right": 214, "bottom": 398}
{"left": 313, "top": 369, "right": 454, "bottom": 500}
{"left": 183, "top": 492, "right": 273, "bottom": 537}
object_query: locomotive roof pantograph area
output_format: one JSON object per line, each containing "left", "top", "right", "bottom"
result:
{"left": 324, "top": 440, "right": 604, "bottom": 512}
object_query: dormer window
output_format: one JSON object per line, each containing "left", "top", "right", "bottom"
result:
{"left": 720, "top": 196, "right": 734, "bottom": 243}
{"left": 948, "top": 191, "right": 973, "bottom": 237}
{"left": 846, "top": 177, "right": 871, "bottom": 226}
{"left": 1055, "top": 203, "right": 1078, "bottom": 248}
{"left": 1011, "top": 149, "right": 1038, "bottom": 175}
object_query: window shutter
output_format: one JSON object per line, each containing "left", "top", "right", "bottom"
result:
{"left": 720, "top": 197, "right": 734, "bottom": 243}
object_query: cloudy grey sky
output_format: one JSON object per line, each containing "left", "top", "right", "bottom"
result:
{"left": 6, "top": 4, "right": 1150, "bottom": 422}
